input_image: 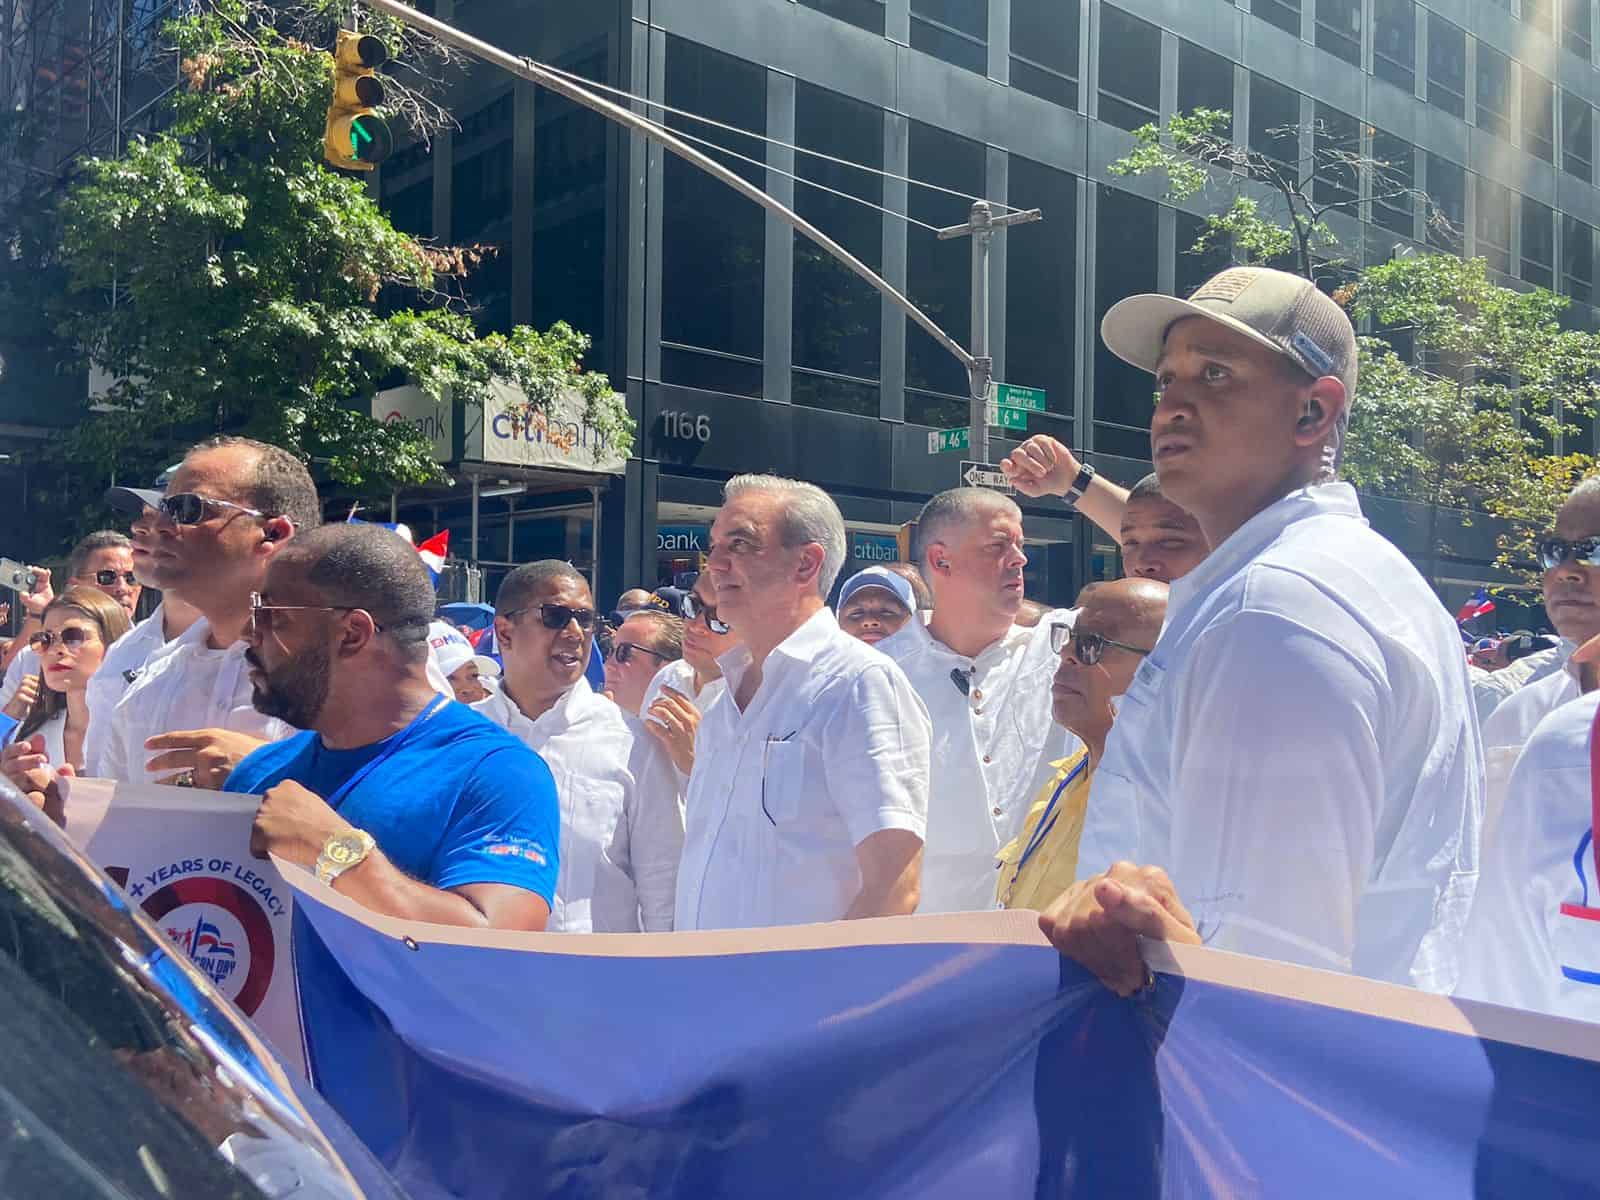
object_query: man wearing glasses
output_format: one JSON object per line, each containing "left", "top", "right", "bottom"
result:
{"left": 603, "top": 607, "right": 683, "bottom": 717}
{"left": 96, "top": 437, "right": 323, "bottom": 786}
{"left": 996, "top": 580, "right": 1166, "bottom": 911}
{"left": 1041, "top": 267, "right": 1481, "bottom": 997}
{"left": 224, "top": 523, "right": 560, "bottom": 931}
{"left": 1478, "top": 479, "right": 1600, "bottom": 835}
{"left": 474, "top": 561, "right": 683, "bottom": 932}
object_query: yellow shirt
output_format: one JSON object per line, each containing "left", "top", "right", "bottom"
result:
{"left": 994, "top": 750, "right": 1092, "bottom": 910}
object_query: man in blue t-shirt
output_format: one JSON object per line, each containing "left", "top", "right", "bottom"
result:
{"left": 224, "top": 523, "right": 559, "bottom": 930}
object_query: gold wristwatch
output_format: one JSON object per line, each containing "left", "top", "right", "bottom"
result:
{"left": 315, "top": 829, "right": 376, "bottom": 885}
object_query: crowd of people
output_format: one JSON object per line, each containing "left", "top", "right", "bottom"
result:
{"left": 2, "top": 265, "right": 1598, "bottom": 1027}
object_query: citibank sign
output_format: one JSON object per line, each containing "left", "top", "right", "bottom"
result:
{"left": 372, "top": 385, "right": 453, "bottom": 462}
{"left": 475, "top": 381, "right": 627, "bottom": 476}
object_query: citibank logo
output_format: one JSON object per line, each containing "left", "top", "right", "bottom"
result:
{"left": 385, "top": 408, "right": 448, "bottom": 441}
{"left": 491, "top": 409, "right": 610, "bottom": 455}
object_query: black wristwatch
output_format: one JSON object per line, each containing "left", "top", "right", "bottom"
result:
{"left": 1064, "top": 462, "right": 1097, "bottom": 506}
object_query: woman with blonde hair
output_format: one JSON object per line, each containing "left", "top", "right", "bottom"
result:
{"left": 12, "top": 586, "right": 131, "bottom": 771}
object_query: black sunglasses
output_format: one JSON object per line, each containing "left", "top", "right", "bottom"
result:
{"left": 505, "top": 603, "right": 598, "bottom": 632}
{"left": 1049, "top": 622, "right": 1151, "bottom": 666}
{"left": 29, "top": 627, "right": 98, "bottom": 652}
{"left": 681, "top": 592, "right": 731, "bottom": 635}
{"left": 611, "top": 641, "right": 671, "bottom": 666}
{"left": 94, "top": 570, "right": 139, "bottom": 587}
{"left": 145, "top": 491, "right": 270, "bottom": 527}
{"left": 1537, "top": 535, "right": 1600, "bottom": 571}
{"left": 248, "top": 592, "right": 427, "bottom": 639}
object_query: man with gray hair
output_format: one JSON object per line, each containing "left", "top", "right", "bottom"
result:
{"left": 674, "top": 473, "right": 932, "bottom": 930}
{"left": 878, "top": 487, "right": 1080, "bottom": 913}
{"left": 1040, "top": 266, "right": 1481, "bottom": 997}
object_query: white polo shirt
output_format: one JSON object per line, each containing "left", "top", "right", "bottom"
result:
{"left": 1456, "top": 690, "right": 1600, "bottom": 1022}
{"left": 1077, "top": 483, "right": 1482, "bottom": 992}
{"left": 84, "top": 604, "right": 176, "bottom": 777}
{"left": 476, "top": 679, "right": 683, "bottom": 932}
{"left": 99, "top": 617, "right": 291, "bottom": 783}
{"left": 878, "top": 612, "right": 1079, "bottom": 913}
{"left": 1481, "top": 644, "right": 1579, "bottom": 839}
{"left": 674, "top": 607, "right": 931, "bottom": 931}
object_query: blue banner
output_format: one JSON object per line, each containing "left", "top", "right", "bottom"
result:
{"left": 287, "top": 871, "right": 1600, "bottom": 1199}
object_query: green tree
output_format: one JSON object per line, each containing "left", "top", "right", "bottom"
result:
{"left": 9, "top": 0, "right": 629, "bottom": 532}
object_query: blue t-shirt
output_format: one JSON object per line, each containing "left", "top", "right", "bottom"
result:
{"left": 226, "top": 700, "right": 559, "bottom": 902}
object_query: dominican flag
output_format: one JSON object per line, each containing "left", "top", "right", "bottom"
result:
{"left": 1457, "top": 587, "right": 1495, "bottom": 624}
{"left": 416, "top": 530, "right": 449, "bottom": 586}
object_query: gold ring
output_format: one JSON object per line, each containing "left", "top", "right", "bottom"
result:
{"left": 173, "top": 769, "right": 195, "bottom": 788}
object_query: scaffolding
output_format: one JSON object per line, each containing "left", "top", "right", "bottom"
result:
{"left": 0, "top": 0, "right": 187, "bottom": 201}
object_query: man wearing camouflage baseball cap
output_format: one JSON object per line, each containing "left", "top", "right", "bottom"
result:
{"left": 1039, "top": 266, "right": 1483, "bottom": 999}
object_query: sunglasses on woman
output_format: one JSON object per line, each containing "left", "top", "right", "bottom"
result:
{"left": 505, "top": 603, "right": 598, "bottom": 632}
{"left": 29, "top": 627, "right": 99, "bottom": 652}
{"left": 1048, "top": 622, "right": 1151, "bottom": 666}
{"left": 680, "top": 591, "right": 731, "bottom": 635}
{"left": 611, "top": 641, "right": 672, "bottom": 666}
{"left": 1537, "top": 535, "right": 1600, "bottom": 572}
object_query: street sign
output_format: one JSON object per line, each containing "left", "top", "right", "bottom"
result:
{"left": 928, "top": 428, "right": 970, "bottom": 454}
{"left": 983, "top": 403, "right": 1028, "bottom": 431}
{"left": 960, "top": 460, "right": 1013, "bottom": 492}
{"left": 991, "top": 383, "right": 1046, "bottom": 412}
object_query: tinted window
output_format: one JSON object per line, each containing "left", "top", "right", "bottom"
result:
{"left": 1313, "top": 103, "right": 1360, "bottom": 209}
{"left": 1523, "top": 70, "right": 1556, "bottom": 163}
{"left": 1476, "top": 43, "right": 1511, "bottom": 139}
{"left": 1315, "top": 0, "right": 1361, "bottom": 65}
{"left": 1005, "top": 156, "right": 1077, "bottom": 420}
{"left": 905, "top": 121, "right": 984, "bottom": 426}
{"left": 1371, "top": 130, "right": 1415, "bottom": 237}
{"left": 1523, "top": 197, "right": 1555, "bottom": 289}
{"left": 1564, "top": 215, "right": 1594, "bottom": 303}
{"left": 1177, "top": 40, "right": 1234, "bottom": 117}
{"left": 1567, "top": 0, "right": 1593, "bottom": 61}
{"left": 1427, "top": 16, "right": 1466, "bottom": 120}
{"left": 1011, "top": 0, "right": 1080, "bottom": 109}
{"left": 1175, "top": 210, "right": 1233, "bottom": 298}
{"left": 798, "top": 0, "right": 887, "bottom": 36}
{"left": 910, "top": 0, "right": 988, "bottom": 74}
{"left": 1250, "top": 74, "right": 1301, "bottom": 175}
{"left": 1255, "top": 0, "right": 1302, "bottom": 40}
{"left": 1374, "top": 0, "right": 1416, "bottom": 93}
{"left": 792, "top": 83, "right": 883, "bottom": 417}
{"left": 452, "top": 93, "right": 515, "bottom": 335}
{"left": 1094, "top": 184, "right": 1157, "bottom": 453}
{"left": 1476, "top": 177, "right": 1513, "bottom": 274}
{"left": 1426, "top": 153, "right": 1465, "bottom": 252}
{"left": 1564, "top": 91, "right": 1594, "bottom": 182}
{"left": 1098, "top": 6, "right": 1161, "bottom": 132}
{"left": 661, "top": 37, "right": 766, "bottom": 397}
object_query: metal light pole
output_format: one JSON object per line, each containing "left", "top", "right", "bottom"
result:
{"left": 358, "top": 0, "right": 1040, "bottom": 469}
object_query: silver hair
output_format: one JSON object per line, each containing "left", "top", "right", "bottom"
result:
{"left": 723, "top": 474, "right": 848, "bottom": 598}
{"left": 912, "top": 488, "right": 1021, "bottom": 583}
{"left": 1569, "top": 474, "right": 1600, "bottom": 506}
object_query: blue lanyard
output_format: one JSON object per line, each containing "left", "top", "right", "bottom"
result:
{"left": 1014, "top": 756, "right": 1089, "bottom": 877}
{"left": 326, "top": 693, "right": 449, "bottom": 811}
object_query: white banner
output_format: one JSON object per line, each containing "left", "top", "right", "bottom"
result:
{"left": 64, "top": 779, "right": 305, "bottom": 1076}
{"left": 475, "top": 381, "right": 627, "bottom": 475}
{"left": 373, "top": 384, "right": 453, "bottom": 463}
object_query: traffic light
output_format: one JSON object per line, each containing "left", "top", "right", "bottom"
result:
{"left": 324, "top": 30, "right": 393, "bottom": 172}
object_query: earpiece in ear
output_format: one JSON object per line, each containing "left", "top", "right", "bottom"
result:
{"left": 1299, "top": 398, "right": 1321, "bottom": 428}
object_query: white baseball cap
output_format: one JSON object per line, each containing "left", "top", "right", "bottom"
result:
{"left": 427, "top": 619, "right": 501, "bottom": 681}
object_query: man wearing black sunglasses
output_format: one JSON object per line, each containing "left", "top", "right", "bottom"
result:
{"left": 603, "top": 609, "right": 683, "bottom": 717}
{"left": 475, "top": 560, "right": 684, "bottom": 932}
{"left": 93, "top": 436, "right": 322, "bottom": 786}
{"left": 1479, "top": 479, "right": 1600, "bottom": 833}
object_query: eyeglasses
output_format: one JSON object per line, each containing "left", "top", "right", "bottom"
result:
{"left": 681, "top": 592, "right": 731, "bottom": 635}
{"left": 611, "top": 641, "right": 671, "bottom": 667}
{"left": 504, "top": 603, "right": 598, "bottom": 632}
{"left": 248, "top": 592, "right": 425, "bottom": 637}
{"left": 28, "top": 627, "right": 98, "bottom": 652}
{"left": 93, "top": 570, "right": 139, "bottom": 587}
{"left": 145, "top": 492, "right": 270, "bottom": 527}
{"left": 1049, "top": 622, "right": 1152, "bottom": 666}
{"left": 1537, "top": 535, "right": 1600, "bottom": 571}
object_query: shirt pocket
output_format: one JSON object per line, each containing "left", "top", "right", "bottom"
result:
{"left": 1555, "top": 901, "right": 1600, "bottom": 990}
{"left": 758, "top": 740, "right": 806, "bottom": 826}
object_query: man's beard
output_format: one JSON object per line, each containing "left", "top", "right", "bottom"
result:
{"left": 246, "top": 643, "right": 333, "bottom": 730}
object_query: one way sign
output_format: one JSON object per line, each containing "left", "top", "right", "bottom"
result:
{"left": 960, "top": 460, "right": 1013, "bottom": 493}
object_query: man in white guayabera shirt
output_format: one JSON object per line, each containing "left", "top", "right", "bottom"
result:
{"left": 475, "top": 560, "right": 683, "bottom": 932}
{"left": 1038, "top": 266, "right": 1482, "bottom": 996}
{"left": 878, "top": 487, "right": 1078, "bottom": 913}
{"left": 674, "top": 474, "right": 931, "bottom": 931}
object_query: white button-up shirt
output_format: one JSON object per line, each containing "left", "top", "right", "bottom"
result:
{"left": 1077, "top": 483, "right": 1483, "bottom": 992}
{"left": 879, "top": 612, "right": 1079, "bottom": 913}
{"left": 99, "top": 617, "right": 291, "bottom": 784}
{"left": 1481, "top": 643, "right": 1579, "bottom": 839}
{"left": 674, "top": 607, "right": 931, "bottom": 931}
{"left": 641, "top": 657, "right": 728, "bottom": 716}
{"left": 84, "top": 604, "right": 174, "bottom": 777}
{"left": 476, "top": 679, "right": 683, "bottom": 932}
{"left": 1456, "top": 690, "right": 1600, "bottom": 1022}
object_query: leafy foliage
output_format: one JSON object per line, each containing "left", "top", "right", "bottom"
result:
{"left": 13, "top": 0, "right": 629, "bottom": 529}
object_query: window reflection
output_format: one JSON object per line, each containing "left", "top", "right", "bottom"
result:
{"left": 1005, "top": 156, "right": 1077, "bottom": 421}
{"left": 1094, "top": 184, "right": 1156, "bottom": 452}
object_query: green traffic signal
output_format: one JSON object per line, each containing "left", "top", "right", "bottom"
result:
{"left": 348, "top": 114, "right": 392, "bottom": 165}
